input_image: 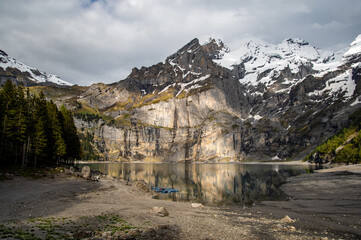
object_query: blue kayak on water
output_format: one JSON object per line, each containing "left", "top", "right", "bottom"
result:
{"left": 152, "top": 187, "right": 179, "bottom": 193}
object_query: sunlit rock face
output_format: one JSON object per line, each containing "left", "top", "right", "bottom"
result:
{"left": 70, "top": 35, "right": 361, "bottom": 162}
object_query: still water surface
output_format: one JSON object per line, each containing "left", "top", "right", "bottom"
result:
{"left": 85, "top": 162, "right": 314, "bottom": 206}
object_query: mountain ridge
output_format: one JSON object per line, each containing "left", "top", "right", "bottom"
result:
{"left": 2, "top": 35, "right": 361, "bottom": 162}
{"left": 0, "top": 49, "right": 73, "bottom": 87}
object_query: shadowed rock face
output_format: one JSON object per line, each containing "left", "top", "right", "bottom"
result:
{"left": 64, "top": 36, "right": 361, "bottom": 162}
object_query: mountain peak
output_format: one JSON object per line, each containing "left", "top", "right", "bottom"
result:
{"left": 343, "top": 34, "right": 361, "bottom": 59}
{"left": 202, "top": 38, "right": 229, "bottom": 60}
{"left": 0, "top": 50, "right": 8, "bottom": 57}
{"left": 166, "top": 38, "right": 201, "bottom": 62}
{"left": 351, "top": 34, "right": 361, "bottom": 45}
{"left": 213, "top": 36, "right": 339, "bottom": 86}
{"left": 282, "top": 38, "right": 309, "bottom": 46}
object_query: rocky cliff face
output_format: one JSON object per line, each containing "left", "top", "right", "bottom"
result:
{"left": 67, "top": 35, "right": 361, "bottom": 162}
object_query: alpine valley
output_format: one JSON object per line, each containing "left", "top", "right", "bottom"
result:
{"left": 1, "top": 35, "right": 361, "bottom": 162}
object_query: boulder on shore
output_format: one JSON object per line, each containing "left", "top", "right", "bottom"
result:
{"left": 81, "top": 166, "right": 91, "bottom": 180}
{"left": 134, "top": 180, "right": 150, "bottom": 192}
{"left": 191, "top": 203, "right": 204, "bottom": 208}
{"left": 150, "top": 206, "right": 169, "bottom": 217}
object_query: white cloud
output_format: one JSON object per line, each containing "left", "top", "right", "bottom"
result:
{"left": 0, "top": 0, "right": 360, "bottom": 85}
{"left": 312, "top": 20, "right": 343, "bottom": 30}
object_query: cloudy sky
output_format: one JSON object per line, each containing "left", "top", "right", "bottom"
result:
{"left": 0, "top": 0, "right": 360, "bottom": 86}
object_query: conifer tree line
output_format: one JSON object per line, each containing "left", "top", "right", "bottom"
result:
{"left": 0, "top": 80, "right": 81, "bottom": 168}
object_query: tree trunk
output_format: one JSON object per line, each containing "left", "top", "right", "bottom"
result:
{"left": 21, "top": 142, "right": 26, "bottom": 169}
{"left": 15, "top": 144, "right": 18, "bottom": 166}
{"left": 25, "top": 136, "right": 30, "bottom": 168}
{"left": 16, "top": 107, "right": 22, "bottom": 166}
{"left": 1, "top": 114, "right": 7, "bottom": 146}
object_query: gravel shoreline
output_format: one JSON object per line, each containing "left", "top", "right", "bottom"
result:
{"left": 0, "top": 164, "right": 360, "bottom": 239}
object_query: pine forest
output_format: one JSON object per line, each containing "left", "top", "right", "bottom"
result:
{"left": 0, "top": 80, "right": 81, "bottom": 168}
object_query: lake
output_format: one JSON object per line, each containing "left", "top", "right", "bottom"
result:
{"left": 83, "top": 162, "right": 315, "bottom": 207}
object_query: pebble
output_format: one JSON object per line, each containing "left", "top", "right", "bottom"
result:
{"left": 101, "top": 231, "right": 112, "bottom": 238}
{"left": 280, "top": 215, "right": 295, "bottom": 223}
{"left": 289, "top": 226, "right": 296, "bottom": 231}
{"left": 191, "top": 203, "right": 204, "bottom": 208}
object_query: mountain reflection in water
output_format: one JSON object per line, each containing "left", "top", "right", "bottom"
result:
{"left": 86, "top": 163, "right": 313, "bottom": 206}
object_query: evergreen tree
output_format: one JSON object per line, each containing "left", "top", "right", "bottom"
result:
{"left": 21, "top": 88, "right": 33, "bottom": 168}
{"left": 14, "top": 84, "right": 28, "bottom": 165}
{"left": 1, "top": 80, "right": 18, "bottom": 165}
{"left": 31, "top": 92, "right": 48, "bottom": 167}
{"left": 60, "top": 105, "right": 81, "bottom": 162}
{"left": 0, "top": 80, "right": 82, "bottom": 168}
{"left": 0, "top": 84, "right": 4, "bottom": 165}
{"left": 47, "top": 101, "right": 67, "bottom": 162}
{"left": 32, "top": 115, "right": 47, "bottom": 168}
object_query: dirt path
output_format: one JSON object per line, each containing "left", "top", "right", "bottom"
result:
{"left": 0, "top": 165, "right": 360, "bottom": 239}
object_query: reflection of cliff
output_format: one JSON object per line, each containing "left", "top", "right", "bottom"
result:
{"left": 92, "top": 163, "right": 308, "bottom": 206}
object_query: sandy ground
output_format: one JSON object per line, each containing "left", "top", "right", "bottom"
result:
{"left": 0, "top": 164, "right": 360, "bottom": 239}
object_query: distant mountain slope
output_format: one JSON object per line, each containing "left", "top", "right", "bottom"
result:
{"left": 0, "top": 50, "right": 73, "bottom": 86}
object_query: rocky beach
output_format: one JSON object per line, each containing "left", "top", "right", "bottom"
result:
{"left": 0, "top": 164, "right": 360, "bottom": 239}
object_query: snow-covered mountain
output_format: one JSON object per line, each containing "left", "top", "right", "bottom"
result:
{"left": 0, "top": 50, "right": 72, "bottom": 86}
{"left": 214, "top": 36, "right": 358, "bottom": 100}
{"left": 44, "top": 34, "right": 361, "bottom": 162}
{"left": 343, "top": 34, "right": 361, "bottom": 60}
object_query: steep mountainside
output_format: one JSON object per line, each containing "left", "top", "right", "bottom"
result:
{"left": 24, "top": 35, "right": 361, "bottom": 162}
{"left": 305, "top": 108, "right": 361, "bottom": 164}
{"left": 69, "top": 38, "right": 250, "bottom": 162}
{"left": 211, "top": 35, "right": 361, "bottom": 160}
{"left": 0, "top": 50, "right": 72, "bottom": 86}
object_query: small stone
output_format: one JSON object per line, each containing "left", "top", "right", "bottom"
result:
{"left": 113, "top": 231, "right": 126, "bottom": 238}
{"left": 280, "top": 215, "right": 295, "bottom": 223}
{"left": 289, "top": 226, "right": 296, "bottom": 231}
{"left": 134, "top": 180, "right": 150, "bottom": 192}
{"left": 81, "top": 166, "right": 91, "bottom": 180}
{"left": 102, "top": 231, "right": 112, "bottom": 238}
{"left": 152, "top": 193, "right": 160, "bottom": 199}
{"left": 191, "top": 203, "right": 204, "bottom": 208}
{"left": 127, "top": 229, "right": 141, "bottom": 236}
{"left": 150, "top": 206, "right": 169, "bottom": 217}
{"left": 73, "top": 230, "right": 92, "bottom": 239}
{"left": 65, "top": 167, "right": 74, "bottom": 175}
{"left": 90, "top": 174, "right": 100, "bottom": 181}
